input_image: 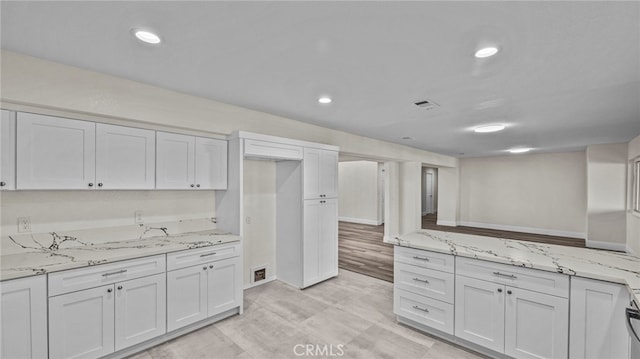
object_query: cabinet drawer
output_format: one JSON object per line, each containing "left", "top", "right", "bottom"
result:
{"left": 49, "top": 255, "right": 165, "bottom": 297}
{"left": 167, "top": 242, "right": 240, "bottom": 271}
{"left": 456, "top": 256, "right": 569, "bottom": 298}
{"left": 394, "top": 246, "right": 454, "bottom": 273}
{"left": 244, "top": 139, "right": 303, "bottom": 160}
{"left": 394, "top": 288, "right": 454, "bottom": 335}
{"left": 394, "top": 262, "right": 454, "bottom": 303}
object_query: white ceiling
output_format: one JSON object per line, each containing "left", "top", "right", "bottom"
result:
{"left": 1, "top": 1, "right": 639, "bottom": 157}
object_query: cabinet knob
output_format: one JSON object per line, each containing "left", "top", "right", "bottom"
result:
{"left": 0, "top": 181, "right": 5, "bottom": 187}
{"left": 209, "top": 265, "right": 214, "bottom": 269}
{"left": 497, "top": 288, "right": 503, "bottom": 293}
{"left": 98, "top": 183, "right": 103, "bottom": 187}
{"left": 507, "top": 290, "right": 512, "bottom": 295}
{"left": 88, "top": 182, "right": 94, "bottom": 187}
{"left": 191, "top": 184, "right": 195, "bottom": 188}
{"left": 107, "top": 288, "right": 113, "bottom": 293}
{"left": 196, "top": 184, "right": 201, "bottom": 188}
{"left": 117, "top": 285, "right": 123, "bottom": 290}
{"left": 203, "top": 266, "right": 207, "bottom": 270}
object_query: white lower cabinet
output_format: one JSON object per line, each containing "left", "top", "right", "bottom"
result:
{"left": 455, "top": 274, "right": 568, "bottom": 359}
{"left": 49, "top": 274, "right": 166, "bottom": 359}
{"left": 167, "top": 255, "right": 241, "bottom": 332}
{"left": 0, "top": 276, "right": 48, "bottom": 359}
{"left": 504, "top": 287, "right": 568, "bottom": 359}
{"left": 302, "top": 198, "right": 338, "bottom": 288}
{"left": 569, "top": 277, "right": 630, "bottom": 359}
{"left": 455, "top": 275, "right": 505, "bottom": 353}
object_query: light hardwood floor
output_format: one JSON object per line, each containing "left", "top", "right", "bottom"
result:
{"left": 129, "top": 269, "right": 485, "bottom": 359}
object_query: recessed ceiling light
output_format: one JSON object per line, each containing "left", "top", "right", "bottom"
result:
{"left": 133, "top": 29, "right": 161, "bottom": 44}
{"left": 474, "top": 124, "right": 505, "bottom": 133}
{"left": 508, "top": 148, "right": 532, "bottom": 154}
{"left": 475, "top": 46, "right": 499, "bottom": 58}
{"left": 318, "top": 96, "right": 332, "bottom": 104}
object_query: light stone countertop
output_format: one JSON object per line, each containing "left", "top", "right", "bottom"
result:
{"left": 0, "top": 218, "right": 240, "bottom": 281}
{"left": 388, "top": 229, "right": 640, "bottom": 304}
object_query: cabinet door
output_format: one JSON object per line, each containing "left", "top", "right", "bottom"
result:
{"left": 167, "top": 265, "right": 208, "bottom": 331}
{"left": 569, "top": 277, "right": 629, "bottom": 359}
{"left": 318, "top": 198, "right": 338, "bottom": 280}
{"left": 303, "top": 199, "right": 321, "bottom": 287}
{"left": 49, "top": 285, "right": 115, "bottom": 359}
{"left": 1, "top": 110, "right": 16, "bottom": 190}
{"left": 455, "top": 276, "right": 505, "bottom": 353}
{"left": 96, "top": 124, "right": 155, "bottom": 189}
{"left": 195, "top": 137, "right": 227, "bottom": 190}
{"left": 17, "top": 112, "right": 96, "bottom": 189}
{"left": 505, "top": 287, "right": 568, "bottom": 359}
{"left": 114, "top": 273, "right": 166, "bottom": 351}
{"left": 156, "top": 132, "right": 195, "bottom": 189}
{"left": 207, "top": 257, "right": 241, "bottom": 317}
{"left": 303, "top": 148, "right": 338, "bottom": 199}
{"left": 0, "top": 276, "right": 47, "bottom": 359}
{"left": 318, "top": 150, "right": 338, "bottom": 198}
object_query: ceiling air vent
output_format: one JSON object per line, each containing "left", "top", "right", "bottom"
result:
{"left": 414, "top": 99, "right": 440, "bottom": 110}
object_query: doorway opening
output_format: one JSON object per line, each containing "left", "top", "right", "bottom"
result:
{"left": 337, "top": 157, "right": 393, "bottom": 282}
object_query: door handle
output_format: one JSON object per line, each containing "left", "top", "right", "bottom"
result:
{"left": 626, "top": 307, "right": 640, "bottom": 342}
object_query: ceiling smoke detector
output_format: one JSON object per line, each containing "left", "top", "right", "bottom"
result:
{"left": 414, "top": 99, "right": 440, "bottom": 110}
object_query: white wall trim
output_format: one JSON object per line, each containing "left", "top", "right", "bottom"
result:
{"left": 243, "top": 276, "right": 276, "bottom": 290}
{"left": 585, "top": 240, "right": 628, "bottom": 252}
{"left": 436, "top": 220, "right": 457, "bottom": 227}
{"left": 457, "top": 221, "right": 585, "bottom": 239}
{"left": 338, "top": 216, "right": 382, "bottom": 226}
{"left": 625, "top": 245, "right": 636, "bottom": 255}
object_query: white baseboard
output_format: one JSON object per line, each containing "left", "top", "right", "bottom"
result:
{"left": 338, "top": 216, "right": 382, "bottom": 225}
{"left": 436, "top": 220, "right": 457, "bottom": 227}
{"left": 626, "top": 245, "right": 636, "bottom": 255}
{"left": 586, "top": 240, "right": 628, "bottom": 252}
{"left": 457, "top": 221, "right": 585, "bottom": 239}
{"left": 243, "top": 276, "right": 276, "bottom": 290}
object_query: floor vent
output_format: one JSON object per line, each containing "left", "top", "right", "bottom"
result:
{"left": 251, "top": 266, "right": 267, "bottom": 284}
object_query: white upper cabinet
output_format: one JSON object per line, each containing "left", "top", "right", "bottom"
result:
{"left": 17, "top": 112, "right": 96, "bottom": 189}
{"left": 303, "top": 148, "right": 338, "bottom": 199}
{"left": 156, "top": 132, "right": 195, "bottom": 189}
{"left": 1, "top": 110, "right": 16, "bottom": 190}
{"left": 96, "top": 124, "right": 155, "bottom": 190}
{"left": 195, "top": 137, "right": 227, "bottom": 189}
{"left": 157, "top": 132, "right": 227, "bottom": 190}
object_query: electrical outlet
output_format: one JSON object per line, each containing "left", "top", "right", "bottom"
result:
{"left": 134, "top": 211, "right": 143, "bottom": 224}
{"left": 17, "top": 217, "right": 31, "bottom": 233}
{"left": 245, "top": 216, "right": 251, "bottom": 225}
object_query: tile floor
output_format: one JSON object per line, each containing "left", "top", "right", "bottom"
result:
{"left": 129, "top": 269, "right": 485, "bottom": 359}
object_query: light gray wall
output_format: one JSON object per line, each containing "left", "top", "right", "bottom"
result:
{"left": 338, "top": 161, "right": 380, "bottom": 225}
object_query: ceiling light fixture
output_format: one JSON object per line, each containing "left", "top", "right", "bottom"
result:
{"left": 318, "top": 96, "right": 332, "bottom": 104}
{"left": 475, "top": 46, "right": 499, "bottom": 58}
{"left": 133, "top": 29, "right": 161, "bottom": 44}
{"left": 508, "top": 148, "right": 532, "bottom": 154}
{"left": 474, "top": 124, "right": 505, "bottom": 133}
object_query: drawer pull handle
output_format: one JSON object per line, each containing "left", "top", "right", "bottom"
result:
{"left": 200, "top": 252, "right": 217, "bottom": 257}
{"left": 493, "top": 271, "right": 517, "bottom": 279}
{"left": 413, "top": 305, "right": 429, "bottom": 313}
{"left": 412, "top": 277, "right": 429, "bottom": 284}
{"left": 412, "top": 256, "right": 430, "bottom": 261}
{"left": 102, "top": 269, "right": 127, "bottom": 277}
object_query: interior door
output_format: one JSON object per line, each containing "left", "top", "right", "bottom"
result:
{"left": 96, "top": 123, "right": 155, "bottom": 189}
{"left": 425, "top": 172, "right": 434, "bottom": 214}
